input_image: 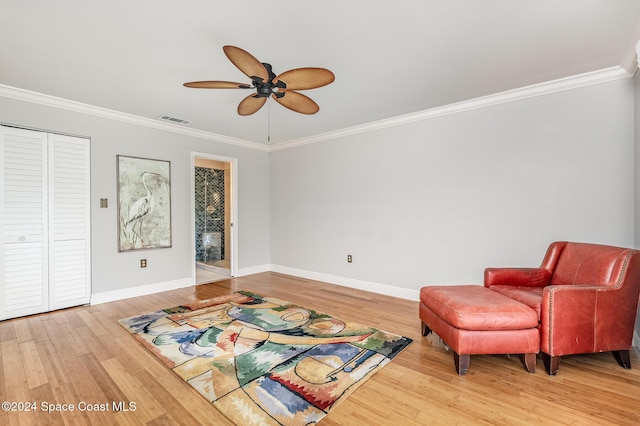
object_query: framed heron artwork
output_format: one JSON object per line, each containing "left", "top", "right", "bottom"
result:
{"left": 117, "top": 155, "right": 172, "bottom": 251}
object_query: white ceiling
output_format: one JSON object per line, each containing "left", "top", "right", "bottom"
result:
{"left": 2, "top": 1, "right": 640, "bottom": 147}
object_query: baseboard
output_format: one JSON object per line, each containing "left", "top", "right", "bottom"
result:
{"left": 91, "top": 277, "right": 193, "bottom": 305}
{"left": 270, "top": 264, "right": 420, "bottom": 301}
{"left": 91, "top": 265, "right": 275, "bottom": 305}
{"left": 236, "top": 264, "right": 271, "bottom": 277}
{"left": 90, "top": 264, "right": 417, "bottom": 305}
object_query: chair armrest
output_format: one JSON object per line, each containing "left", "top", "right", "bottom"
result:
{"left": 540, "top": 285, "right": 634, "bottom": 355}
{"left": 484, "top": 267, "right": 551, "bottom": 288}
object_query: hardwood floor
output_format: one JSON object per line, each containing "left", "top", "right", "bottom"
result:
{"left": 1, "top": 272, "right": 639, "bottom": 425}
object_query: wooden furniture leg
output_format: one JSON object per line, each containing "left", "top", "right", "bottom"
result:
{"left": 421, "top": 322, "right": 432, "bottom": 336}
{"left": 543, "top": 353, "right": 560, "bottom": 375}
{"left": 453, "top": 351, "right": 470, "bottom": 376}
{"left": 612, "top": 350, "right": 631, "bottom": 369}
{"left": 519, "top": 353, "right": 536, "bottom": 373}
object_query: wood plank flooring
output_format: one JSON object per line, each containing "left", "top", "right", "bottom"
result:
{"left": 1, "top": 272, "right": 639, "bottom": 425}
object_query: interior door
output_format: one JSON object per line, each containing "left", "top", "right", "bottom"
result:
{"left": 48, "top": 132, "right": 91, "bottom": 310}
{"left": 0, "top": 126, "right": 49, "bottom": 319}
{"left": 0, "top": 126, "right": 91, "bottom": 320}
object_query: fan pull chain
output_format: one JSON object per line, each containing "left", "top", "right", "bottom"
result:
{"left": 267, "top": 100, "right": 271, "bottom": 143}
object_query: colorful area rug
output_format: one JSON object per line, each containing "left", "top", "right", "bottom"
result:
{"left": 118, "top": 290, "right": 412, "bottom": 425}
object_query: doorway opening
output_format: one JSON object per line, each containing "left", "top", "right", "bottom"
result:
{"left": 192, "top": 153, "right": 236, "bottom": 283}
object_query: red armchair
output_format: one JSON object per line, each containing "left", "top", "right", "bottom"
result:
{"left": 485, "top": 241, "right": 640, "bottom": 375}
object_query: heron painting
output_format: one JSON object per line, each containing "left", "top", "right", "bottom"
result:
{"left": 117, "top": 155, "right": 172, "bottom": 251}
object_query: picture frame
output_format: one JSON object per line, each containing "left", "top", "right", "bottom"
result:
{"left": 117, "top": 155, "right": 172, "bottom": 251}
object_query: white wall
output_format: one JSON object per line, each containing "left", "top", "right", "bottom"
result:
{"left": 270, "top": 79, "right": 635, "bottom": 296}
{"left": 0, "top": 96, "right": 270, "bottom": 296}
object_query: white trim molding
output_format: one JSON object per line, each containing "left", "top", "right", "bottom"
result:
{"left": 0, "top": 84, "right": 269, "bottom": 152}
{"left": 270, "top": 264, "right": 420, "bottom": 301}
{"left": 270, "top": 66, "right": 631, "bottom": 151}
{"left": 91, "top": 264, "right": 407, "bottom": 305}
{"left": 91, "top": 277, "right": 193, "bottom": 305}
{"left": 236, "top": 264, "right": 271, "bottom": 277}
{"left": 0, "top": 66, "right": 632, "bottom": 154}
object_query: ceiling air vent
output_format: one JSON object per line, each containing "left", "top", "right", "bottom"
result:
{"left": 158, "top": 115, "right": 191, "bottom": 125}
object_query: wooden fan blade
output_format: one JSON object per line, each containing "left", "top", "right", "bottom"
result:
{"left": 223, "top": 45, "right": 269, "bottom": 82}
{"left": 274, "top": 68, "right": 335, "bottom": 90}
{"left": 273, "top": 91, "right": 319, "bottom": 115}
{"left": 238, "top": 95, "right": 267, "bottom": 116}
{"left": 183, "top": 81, "right": 250, "bottom": 89}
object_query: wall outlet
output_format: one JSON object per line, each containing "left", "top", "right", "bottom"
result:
{"left": 347, "top": 254, "right": 352, "bottom": 263}
{"left": 100, "top": 198, "right": 108, "bottom": 208}
{"left": 140, "top": 259, "right": 147, "bottom": 268}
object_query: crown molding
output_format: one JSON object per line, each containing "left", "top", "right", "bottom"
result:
{"left": 269, "top": 66, "right": 632, "bottom": 152}
{"left": 0, "top": 84, "right": 269, "bottom": 152}
{"left": 1, "top": 66, "right": 632, "bottom": 154}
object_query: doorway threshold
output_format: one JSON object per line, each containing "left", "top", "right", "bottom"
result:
{"left": 196, "top": 261, "right": 231, "bottom": 276}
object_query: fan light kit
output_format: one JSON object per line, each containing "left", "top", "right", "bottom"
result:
{"left": 184, "top": 45, "right": 335, "bottom": 116}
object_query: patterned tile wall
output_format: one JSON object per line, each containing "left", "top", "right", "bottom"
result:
{"left": 194, "top": 167, "right": 225, "bottom": 262}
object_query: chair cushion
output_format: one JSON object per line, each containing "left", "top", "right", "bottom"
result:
{"left": 488, "top": 285, "right": 543, "bottom": 317}
{"left": 419, "top": 285, "right": 538, "bottom": 331}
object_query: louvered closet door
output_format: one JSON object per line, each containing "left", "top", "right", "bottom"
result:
{"left": 48, "top": 133, "right": 91, "bottom": 310}
{"left": 1, "top": 126, "right": 91, "bottom": 320}
{"left": 0, "top": 127, "right": 49, "bottom": 319}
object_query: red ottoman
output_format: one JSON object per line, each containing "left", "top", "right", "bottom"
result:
{"left": 419, "top": 285, "right": 539, "bottom": 375}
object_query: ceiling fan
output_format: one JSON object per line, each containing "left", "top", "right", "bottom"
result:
{"left": 184, "top": 45, "right": 335, "bottom": 116}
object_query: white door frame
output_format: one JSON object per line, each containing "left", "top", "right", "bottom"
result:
{"left": 190, "top": 152, "right": 238, "bottom": 281}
